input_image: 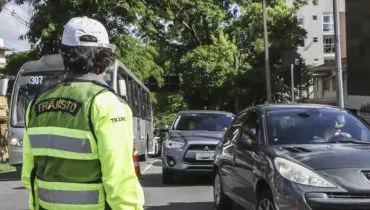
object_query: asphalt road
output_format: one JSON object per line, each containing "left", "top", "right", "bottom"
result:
{"left": 0, "top": 157, "right": 241, "bottom": 210}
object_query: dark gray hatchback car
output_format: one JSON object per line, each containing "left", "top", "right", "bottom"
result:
{"left": 161, "top": 110, "right": 235, "bottom": 184}
{"left": 213, "top": 104, "right": 370, "bottom": 210}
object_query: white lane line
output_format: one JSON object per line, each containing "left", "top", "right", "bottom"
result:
{"left": 142, "top": 159, "right": 161, "bottom": 174}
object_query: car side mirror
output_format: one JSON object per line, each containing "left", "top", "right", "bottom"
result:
{"left": 239, "top": 134, "right": 253, "bottom": 149}
{"left": 160, "top": 125, "right": 169, "bottom": 133}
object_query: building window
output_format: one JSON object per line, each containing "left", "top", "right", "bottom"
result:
{"left": 322, "top": 12, "right": 334, "bottom": 33}
{"left": 299, "top": 39, "right": 305, "bottom": 47}
{"left": 313, "top": 15, "right": 318, "bottom": 20}
{"left": 323, "top": 35, "right": 335, "bottom": 54}
{"left": 313, "top": 37, "right": 318, "bottom": 42}
{"left": 298, "top": 17, "right": 304, "bottom": 27}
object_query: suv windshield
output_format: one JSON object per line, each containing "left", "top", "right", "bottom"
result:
{"left": 11, "top": 70, "right": 113, "bottom": 127}
{"left": 173, "top": 113, "right": 235, "bottom": 131}
{"left": 266, "top": 108, "right": 370, "bottom": 145}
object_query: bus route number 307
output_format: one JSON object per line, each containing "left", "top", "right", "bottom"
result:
{"left": 29, "top": 76, "right": 43, "bottom": 85}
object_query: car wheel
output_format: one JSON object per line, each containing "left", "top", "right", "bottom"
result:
{"left": 15, "top": 165, "right": 22, "bottom": 179}
{"left": 257, "top": 190, "right": 275, "bottom": 210}
{"left": 162, "top": 168, "right": 175, "bottom": 185}
{"left": 139, "top": 140, "right": 148, "bottom": 161}
{"left": 213, "top": 172, "right": 233, "bottom": 210}
{"left": 154, "top": 141, "right": 160, "bottom": 156}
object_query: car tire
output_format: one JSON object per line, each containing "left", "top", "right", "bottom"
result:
{"left": 154, "top": 141, "right": 160, "bottom": 156}
{"left": 15, "top": 165, "right": 22, "bottom": 179}
{"left": 256, "top": 190, "right": 275, "bottom": 210}
{"left": 139, "top": 141, "right": 148, "bottom": 161}
{"left": 213, "top": 172, "right": 233, "bottom": 210}
{"left": 162, "top": 168, "right": 175, "bottom": 185}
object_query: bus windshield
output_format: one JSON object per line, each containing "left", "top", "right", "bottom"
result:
{"left": 11, "top": 71, "right": 66, "bottom": 127}
{"left": 11, "top": 70, "right": 114, "bottom": 127}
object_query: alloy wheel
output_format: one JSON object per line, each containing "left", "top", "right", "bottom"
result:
{"left": 258, "top": 198, "right": 274, "bottom": 210}
{"left": 214, "top": 174, "right": 221, "bottom": 205}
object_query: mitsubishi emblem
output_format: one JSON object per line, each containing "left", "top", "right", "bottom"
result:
{"left": 204, "top": 146, "right": 210, "bottom": 151}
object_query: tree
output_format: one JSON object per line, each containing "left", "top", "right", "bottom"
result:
{"left": 0, "top": 0, "right": 6, "bottom": 11}
{"left": 14, "top": 0, "right": 146, "bottom": 54}
{"left": 180, "top": 32, "right": 239, "bottom": 109}
{"left": 4, "top": 50, "right": 39, "bottom": 75}
{"left": 114, "top": 34, "right": 163, "bottom": 84}
{"left": 152, "top": 92, "right": 188, "bottom": 127}
{"left": 13, "top": 0, "right": 163, "bottom": 83}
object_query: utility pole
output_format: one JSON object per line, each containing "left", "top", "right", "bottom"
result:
{"left": 291, "top": 64, "right": 295, "bottom": 102}
{"left": 333, "top": 0, "right": 344, "bottom": 108}
{"left": 263, "top": 0, "right": 272, "bottom": 103}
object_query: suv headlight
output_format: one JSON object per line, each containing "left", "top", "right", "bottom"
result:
{"left": 9, "top": 137, "right": 23, "bottom": 147}
{"left": 274, "top": 157, "right": 336, "bottom": 188}
{"left": 164, "top": 140, "right": 184, "bottom": 149}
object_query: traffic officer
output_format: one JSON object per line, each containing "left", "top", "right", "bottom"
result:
{"left": 21, "top": 16, "right": 145, "bottom": 210}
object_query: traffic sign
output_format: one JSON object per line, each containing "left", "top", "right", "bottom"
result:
{"left": 283, "top": 51, "right": 302, "bottom": 87}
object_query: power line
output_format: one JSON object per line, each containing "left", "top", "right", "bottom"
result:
{"left": 1, "top": 5, "right": 30, "bottom": 26}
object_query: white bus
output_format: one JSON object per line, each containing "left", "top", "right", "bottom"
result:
{"left": 8, "top": 54, "right": 154, "bottom": 173}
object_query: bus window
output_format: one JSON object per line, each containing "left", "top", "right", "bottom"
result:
{"left": 136, "top": 85, "right": 142, "bottom": 117}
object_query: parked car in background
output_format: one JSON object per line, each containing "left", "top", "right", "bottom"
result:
{"left": 153, "top": 126, "right": 169, "bottom": 156}
{"left": 161, "top": 110, "right": 235, "bottom": 184}
{"left": 213, "top": 104, "right": 370, "bottom": 210}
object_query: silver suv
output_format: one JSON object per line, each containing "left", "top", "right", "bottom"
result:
{"left": 161, "top": 110, "right": 235, "bottom": 184}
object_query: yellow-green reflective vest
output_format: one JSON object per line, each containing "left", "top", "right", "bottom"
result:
{"left": 26, "top": 81, "right": 118, "bottom": 210}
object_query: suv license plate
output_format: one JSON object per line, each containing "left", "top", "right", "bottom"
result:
{"left": 195, "top": 152, "right": 215, "bottom": 160}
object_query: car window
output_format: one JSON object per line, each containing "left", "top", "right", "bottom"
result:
{"left": 266, "top": 108, "right": 370, "bottom": 144}
{"left": 173, "top": 113, "right": 235, "bottom": 131}
{"left": 238, "top": 110, "right": 260, "bottom": 144}
{"left": 222, "top": 112, "right": 246, "bottom": 144}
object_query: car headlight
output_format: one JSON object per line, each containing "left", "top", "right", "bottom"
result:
{"left": 9, "top": 137, "right": 22, "bottom": 147}
{"left": 274, "top": 157, "right": 336, "bottom": 188}
{"left": 164, "top": 140, "right": 184, "bottom": 149}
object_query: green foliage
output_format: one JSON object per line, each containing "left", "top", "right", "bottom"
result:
{"left": 0, "top": 0, "right": 6, "bottom": 11}
{"left": 180, "top": 32, "right": 237, "bottom": 89}
{"left": 153, "top": 92, "right": 188, "bottom": 127}
{"left": 114, "top": 35, "right": 164, "bottom": 83}
{"left": 14, "top": 0, "right": 163, "bottom": 84}
{"left": 13, "top": 0, "right": 317, "bottom": 115}
{"left": 4, "top": 50, "right": 39, "bottom": 75}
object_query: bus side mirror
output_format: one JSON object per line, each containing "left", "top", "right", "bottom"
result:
{"left": 118, "top": 79, "right": 127, "bottom": 99}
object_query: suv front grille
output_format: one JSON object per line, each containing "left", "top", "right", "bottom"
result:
{"left": 183, "top": 144, "right": 216, "bottom": 166}
{"left": 187, "top": 144, "right": 216, "bottom": 151}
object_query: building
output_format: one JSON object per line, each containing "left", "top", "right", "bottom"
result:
{"left": 285, "top": 0, "right": 346, "bottom": 105}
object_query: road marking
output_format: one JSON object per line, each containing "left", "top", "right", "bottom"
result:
{"left": 142, "top": 159, "right": 161, "bottom": 174}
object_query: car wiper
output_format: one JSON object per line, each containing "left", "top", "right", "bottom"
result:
{"left": 327, "top": 139, "right": 370, "bottom": 145}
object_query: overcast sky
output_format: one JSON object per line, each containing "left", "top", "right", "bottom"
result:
{"left": 0, "top": 2, "right": 32, "bottom": 52}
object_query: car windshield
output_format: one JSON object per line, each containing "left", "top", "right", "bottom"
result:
{"left": 266, "top": 108, "right": 370, "bottom": 145}
{"left": 11, "top": 70, "right": 113, "bottom": 127}
{"left": 173, "top": 113, "right": 235, "bottom": 131}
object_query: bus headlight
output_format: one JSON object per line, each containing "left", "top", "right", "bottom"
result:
{"left": 9, "top": 137, "right": 22, "bottom": 147}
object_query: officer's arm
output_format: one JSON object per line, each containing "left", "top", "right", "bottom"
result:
{"left": 21, "top": 103, "right": 36, "bottom": 210}
{"left": 91, "top": 91, "right": 144, "bottom": 210}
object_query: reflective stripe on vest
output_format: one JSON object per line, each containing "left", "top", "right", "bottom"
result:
{"left": 29, "top": 134, "right": 91, "bottom": 153}
{"left": 27, "top": 127, "right": 98, "bottom": 160}
{"left": 36, "top": 178, "right": 105, "bottom": 210}
{"left": 38, "top": 188, "right": 99, "bottom": 205}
